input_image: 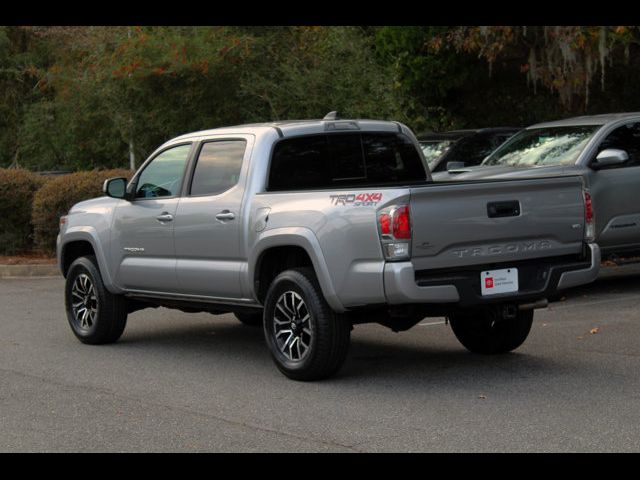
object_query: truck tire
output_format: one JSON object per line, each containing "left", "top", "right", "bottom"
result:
{"left": 65, "top": 255, "right": 127, "bottom": 345}
{"left": 263, "top": 268, "right": 350, "bottom": 381}
{"left": 234, "top": 311, "right": 263, "bottom": 327}
{"left": 448, "top": 307, "right": 533, "bottom": 354}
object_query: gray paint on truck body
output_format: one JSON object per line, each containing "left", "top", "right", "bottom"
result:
{"left": 57, "top": 118, "right": 600, "bottom": 314}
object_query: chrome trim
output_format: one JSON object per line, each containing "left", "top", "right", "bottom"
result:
{"left": 123, "top": 247, "right": 145, "bottom": 253}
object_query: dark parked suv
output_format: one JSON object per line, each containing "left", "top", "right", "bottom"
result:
{"left": 418, "top": 128, "right": 520, "bottom": 173}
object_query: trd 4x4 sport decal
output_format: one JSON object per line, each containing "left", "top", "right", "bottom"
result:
{"left": 329, "top": 193, "right": 383, "bottom": 207}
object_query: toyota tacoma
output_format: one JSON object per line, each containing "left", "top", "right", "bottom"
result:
{"left": 58, "top": 115, "right": 600, "bottom": 380}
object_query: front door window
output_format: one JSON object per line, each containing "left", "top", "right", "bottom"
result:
{"left": 135, "top": 144, "right": 192, "bottom": 198}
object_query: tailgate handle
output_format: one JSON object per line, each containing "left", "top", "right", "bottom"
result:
{"left": 487, "top": 200, "right": 520, "bottom": 218}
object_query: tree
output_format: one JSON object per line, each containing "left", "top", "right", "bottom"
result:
{"left": 0, "top": 27, "right": 54, "bottom": 168}
{"left": 5, "top": 25, "right": 640, "bottom": 172}
{"left": 375, "top": 26, "right": 569, "bottom": 130}
{"left": 238, "top": 27, "right": 405, "bottom": 124}
{"left": 17, "top": 26, "right": 253, "bottom": 170}
{"left": 433, "top": 26, "right": 640, "bottom": 112}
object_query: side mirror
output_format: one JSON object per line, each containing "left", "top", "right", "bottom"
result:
{"left": 591, "top": 149, "right": 628, "bottom": 170}
{"left": 447, "top": 161, "right": 466, "bottom": 171}
{"left": 103, "top": 177, "right": 128, "bottom": 199}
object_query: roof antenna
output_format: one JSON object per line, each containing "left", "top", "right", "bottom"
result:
{"left": 323, "top": 111, "right": 339, "bottom": 120}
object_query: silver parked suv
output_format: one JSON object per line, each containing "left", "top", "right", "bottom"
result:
{"left": 58, "top": 116, "right": 600, "bottom": 380}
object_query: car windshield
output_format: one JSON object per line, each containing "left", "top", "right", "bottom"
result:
{"left": 482, "top": 126, "right": 600, "bottom": 167}
{"left": 420, "top": 140, "right": 454, "bottom": 168}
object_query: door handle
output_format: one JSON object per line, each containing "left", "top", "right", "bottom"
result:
{"left": 216, "top": 211, "right": 236, "bottom": 221}
{"left": 156, "top": 213, "right": 174, "bottom": 223}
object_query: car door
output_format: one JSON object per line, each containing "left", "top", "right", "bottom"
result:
{"left": 587, "top": 121, "right": 640, "bottom": 253}
{"left": 173, "top": 137, "right": 250, "bottom": 298}
{"left": 111, "top": 143, "right": 193, "bottom": 292}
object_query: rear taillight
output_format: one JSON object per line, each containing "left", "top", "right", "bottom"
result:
{"left": 392, "top": 205, "right": 411, "bottom": 239}
{"left": 583, "top": 189, "right": 595, "bottom": 241}
{"left": 379, "top": 213, "right": 391, "bottom": 236}
{"left": 378, "top": 204, "right": 411, "bottom": 261}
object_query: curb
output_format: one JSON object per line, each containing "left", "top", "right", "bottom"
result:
{"left": 0, "top": 264, "right": 61, "bottom": 278}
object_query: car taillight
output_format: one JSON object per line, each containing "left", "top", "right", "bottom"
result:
{"left": 392, "top": 205, "right": 411, "bottom": 239}
{"left": 379, "top": 213, "right": 391, "bottom": 236}
{"left": 378, "top": 204, "right": 411, "bottom": 261}
{"left": 583, "top": 189, "right": 595, "bottom": 241}
{"left": 584, "top": 191, "right": 593, "bottom": 223}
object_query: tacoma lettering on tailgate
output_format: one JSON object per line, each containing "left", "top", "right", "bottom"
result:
{"left": 451, "top": 240, "right": 552, "bottom": 258}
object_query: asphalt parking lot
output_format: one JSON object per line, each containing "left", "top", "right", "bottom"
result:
{"left": 1, "top": 265, "right": 639, "bottom": 452}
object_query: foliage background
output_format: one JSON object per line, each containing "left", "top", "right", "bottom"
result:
{"left": 2, "top": 25, "right": 640, "bottom": 172}
{"left": 0, "top": 168, "right": 45, "bottom": 254}
{"left": 31, "top": 169, "right": 133, "bottom": 253}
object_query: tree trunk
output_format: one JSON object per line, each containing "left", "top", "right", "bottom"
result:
{"left": 129, "top": 137, "right": 135, "bottom": 171}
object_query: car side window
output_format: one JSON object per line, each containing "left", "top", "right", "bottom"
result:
{"left": 596, "top": 122, "right": 640, "bottom": 168}
{"left": 439, "top": 136, "right": 495, "bottom": 170}
{"left": 189, "top": 140, "right": 247, "bottom": 196}
{"left": 135, "top": 144, "right": 191, "bottom": 199}
{"left": 491, "top": 133, "right": 515, "bottom": 150}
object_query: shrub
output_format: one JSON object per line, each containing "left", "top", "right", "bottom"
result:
{"left": 0, "top": 168, "right": 46, "bottom": 255}
{"left": 32, "top": 169, "right": 132, "bottom": 254}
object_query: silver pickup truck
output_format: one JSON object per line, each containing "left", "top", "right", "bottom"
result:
{"left": 57, "top": 116, "right": 600, "bottom": 380}
{"left": 433, "top": 112, "right": 640, "bottom": 264}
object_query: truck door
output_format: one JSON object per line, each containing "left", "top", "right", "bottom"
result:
{"left": 588, "top": 121, "right": 640, "bottom": 255}
{"left": 173, "top": 138, "right": 250, "bottom": 298}
{"left": 111, "top": 143, "right": 193, "bottom": 292}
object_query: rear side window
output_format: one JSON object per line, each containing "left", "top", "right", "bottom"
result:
{"left": 268, "top": 133, "right": 426, "bottom": 191}
{"left": 268, "top": 136, "right": 328, "bottom": 190}
{"left": 190, "top": 140, "right": 246, "bottom": 196}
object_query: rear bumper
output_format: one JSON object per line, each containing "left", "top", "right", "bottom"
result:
{"left": 384, "top": 243, "right": 600, "bottom": 307}
{"left": 556, "top": 243, "right": 600, "bottom": 289}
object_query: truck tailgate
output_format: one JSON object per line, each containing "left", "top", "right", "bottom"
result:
{"left": 409, "top": 176, "right": 586, "bottom": 271}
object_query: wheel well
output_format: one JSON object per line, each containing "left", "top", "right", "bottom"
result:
{"left": 254, "top": 246, "right": 313, "bottom": 303}
{"left": 61, "top": 240, "right": 96, "bottom": 277}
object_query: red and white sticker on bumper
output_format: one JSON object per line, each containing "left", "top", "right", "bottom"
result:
{"left": 481, "top": 268, "right": 519, "bottom": 296}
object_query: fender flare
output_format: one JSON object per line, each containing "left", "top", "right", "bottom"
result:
{"left": 248, "top": 227, "right": 345, "bottom": 313}
{"left": 58, "top": 228, "right": 123, "bottom": 294}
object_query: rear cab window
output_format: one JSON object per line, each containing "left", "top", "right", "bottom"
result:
{"left": 268, "top": 132, "right": 427, "bottom": 191}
